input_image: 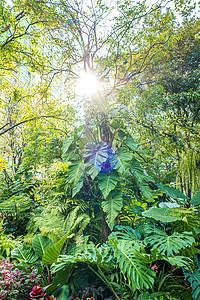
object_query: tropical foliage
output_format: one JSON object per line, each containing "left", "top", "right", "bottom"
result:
{"left": 0, "top": 0, "right": 200, "bottom": 299}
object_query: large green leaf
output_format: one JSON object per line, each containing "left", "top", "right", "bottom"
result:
{"left": 165, "top": 256, "right": 193, "bottom": 268}
{"left": 55, "top": 243, "right": 113, "bottom": 273}
{"left": 183, "top": 268, "right": 200, "bottom": 300}
{"left": 142, "top": 207, "right": 182, "bottom": 222}
{"left": 156, "top": 183, "right": 189, "bottom": 200}
{"left": 116, "top": 148, "right": 132, "bottom": 175}
{"left": 72, "top": 179, "right": 83, "bottom": 197}
{"left": 138, "top": 182, "right": 154, "bottom": 202}
{"left": 109, "top": 239, "right": 156, "bottom": 291}
{"left": 54, "top": 285, "right": 69, "bottom": 300}
{"left": 98, "top": 171, "right": 119, "bottom": 198}
{"left": 101, "top": 191, "right": 123, "bottom": 230}
{"left": 63, "top": 134, "right": 74, "bottom": 154}
{"left": 85, "top": 142, "right": 108, "bottom": 172}
{"left": 42, "top": 236, "right": 68, "bottom": 265}
{"left": 109, "top": 225, "right": 142, "bottom": 250}
{"left": 191, "top": 190, "right": 200, "bottom": 206}
{"left": 125, "top": 134, "right": 138, "bottom": 151}
{"left": 11, "top": 245, "right": 39, "bottom": 263}
{"left": 145, "top": 228, "right": 195, "bottom": 256}
{"left": 67, "top": 160, "right": 85, "bottom": 187}
{"left": 131, "top": 158, "right": 155, "bottom": 183}
{"left": 32, "top": 235, "right": 53, "bottom": 257}
{"left": 86, "top": 162, "right": 99, "bottom": 180}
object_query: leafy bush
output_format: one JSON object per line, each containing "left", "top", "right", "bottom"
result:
{"left": 0, "top": 259, "right": 41, "bottom": 299}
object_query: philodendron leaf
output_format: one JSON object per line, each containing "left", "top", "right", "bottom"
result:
{"left": 116, "top": 148, "right": 132, "bottom": 175}
{"left": 86, "top": 162, "right": 99, "bottom": 180}
{"left": 98, "top": 171, "right": 119, "bottom": 198}
{"left": 32, "top": 235, "right": 53, "bottom": 257}
{"left": 42, "top": 236, "right": 68, "bottom": 265}
{"left": 72, "top": 179, "right": 83, "bottom": 197}
{"left": 63, "top": 134, "right": 74, "bottom": 154}
{"left": 142, "top": 207, "right": 182, "bottom": 222}
{"left": 191, "top": 190, "right": 200, "bottom": 206}
{"left": 85, "top": 142, "right": 108, "bottom": 172}
{"left": 67, "top": 160, "right": 85, "bottom": 187}
{"left": 156, "top": 183, "right": 188, "bottom": 200}
{"left": 125, "top": 134, "right": 138, "bottom": 151}
{"left": 102, "top": 191, "right": 123, "bottom": 230}
{"left": 11, "top": 245, "right": 39, "bottom": 263}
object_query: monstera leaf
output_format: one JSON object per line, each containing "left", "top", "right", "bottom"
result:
{"left": 32, "top": 235, "right": 53, "bottom": 257}
{"left": 145, "top": 228, "right": 195, "bottom": 256}
{"left": 109, "top": 239, "right": 156, "bottom": 291}
{"left": 156, "top": 183, "right": 189, "bottom": 200}
{"left": 191, "top": 190, "right": 200, "bottom": 206}
{"left": 142, "top": 207, "right": 182, "bottom": 222}
{"left": 11, "top": 245, "right": 39, "bottom": 263}
{"left": 98, "top": 171, "right": 119, "bottom": 198}
{"left": 109, "top": 225, "right": 142, "bottom": 250}
{"left": 116, "top": 148, "right": 132, "bottom": 175}
{"left": 183, "top": 268, "right": 200, "bottom": 300}
{"left": 101, "top": 191, "right": 123, "bottom": 230}
{"left": 67, "top": 160, "right": 85, "bottom": 187}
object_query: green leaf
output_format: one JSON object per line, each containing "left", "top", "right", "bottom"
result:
{"left": 86, "top": 162, "right": 99, "bottom": 180}
{"left": 165, "top": 256, "right": 193, "bottom": 268}
{"left": 32, "top": 235, "right": 53, "bottom": 257}
{"left": 145, "top": 229, "right": 195, "bottom": 256}
{"left": 42, "top": 236, "right": 68, "bottom": 265}
{"left": 156, "top": 183, "right": 189, "bottom": 200}
{"left": 183, "top": 268, "right": 200, "bottom": 300}
{"left": 98, "top": 171, "right": 119, "bottom": 198}
{"left": 142, "top": 207, "right": 182, "bottom": 222}
{"left": 116, "top": 148, "right": 132, "bottom": 175}
{"left": 191, "top": 190, "right": 200, "bottom": 206}
{"left": 54, "top": 285, "right": 69, "bottom": 300}
{"left": 102, "top": 191, "right": 123, "bottom": 230}
{"left": 109, "top": 225, "right": 142, "bottom": 250}
{"left": 72, "top": 179, "right": 83, "bottom": 197}
{"left": 11, "top": 245, "right": 39, "bottom": 263}
{"left": 125, "top": 134, "right": 138, "bottom": 151}
{"left": 109, "top": 239, "right": 156, "bottom": 290}
{"left": 85, "top": 142, "right": 108, "bottom": 172}
{"left": 138, "top": 182, "right": 154, "bottom": 202}
{"left": 63, "top": 134, "right": 74, "bottom": 154}
{"left": 67, "top": 160, "right": 85, "bottom": 187}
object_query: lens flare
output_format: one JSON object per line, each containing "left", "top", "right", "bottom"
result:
{"left": 75, "top": 71, "right": 100, "bottom": 96}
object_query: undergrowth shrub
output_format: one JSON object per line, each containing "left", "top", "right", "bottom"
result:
{"left": 0, "top": 259, "right": 41, "bottom": 300}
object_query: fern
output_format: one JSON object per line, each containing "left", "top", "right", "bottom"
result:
{"left": 109, "top": 238, "right": 156, "bottom": 291}
{"left": 27, "top": 206, "right": 90, "bottom": 241}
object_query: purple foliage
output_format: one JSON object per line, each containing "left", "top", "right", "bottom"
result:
{"left": 0, "top": 259, "right": 41, "bottom": 300}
